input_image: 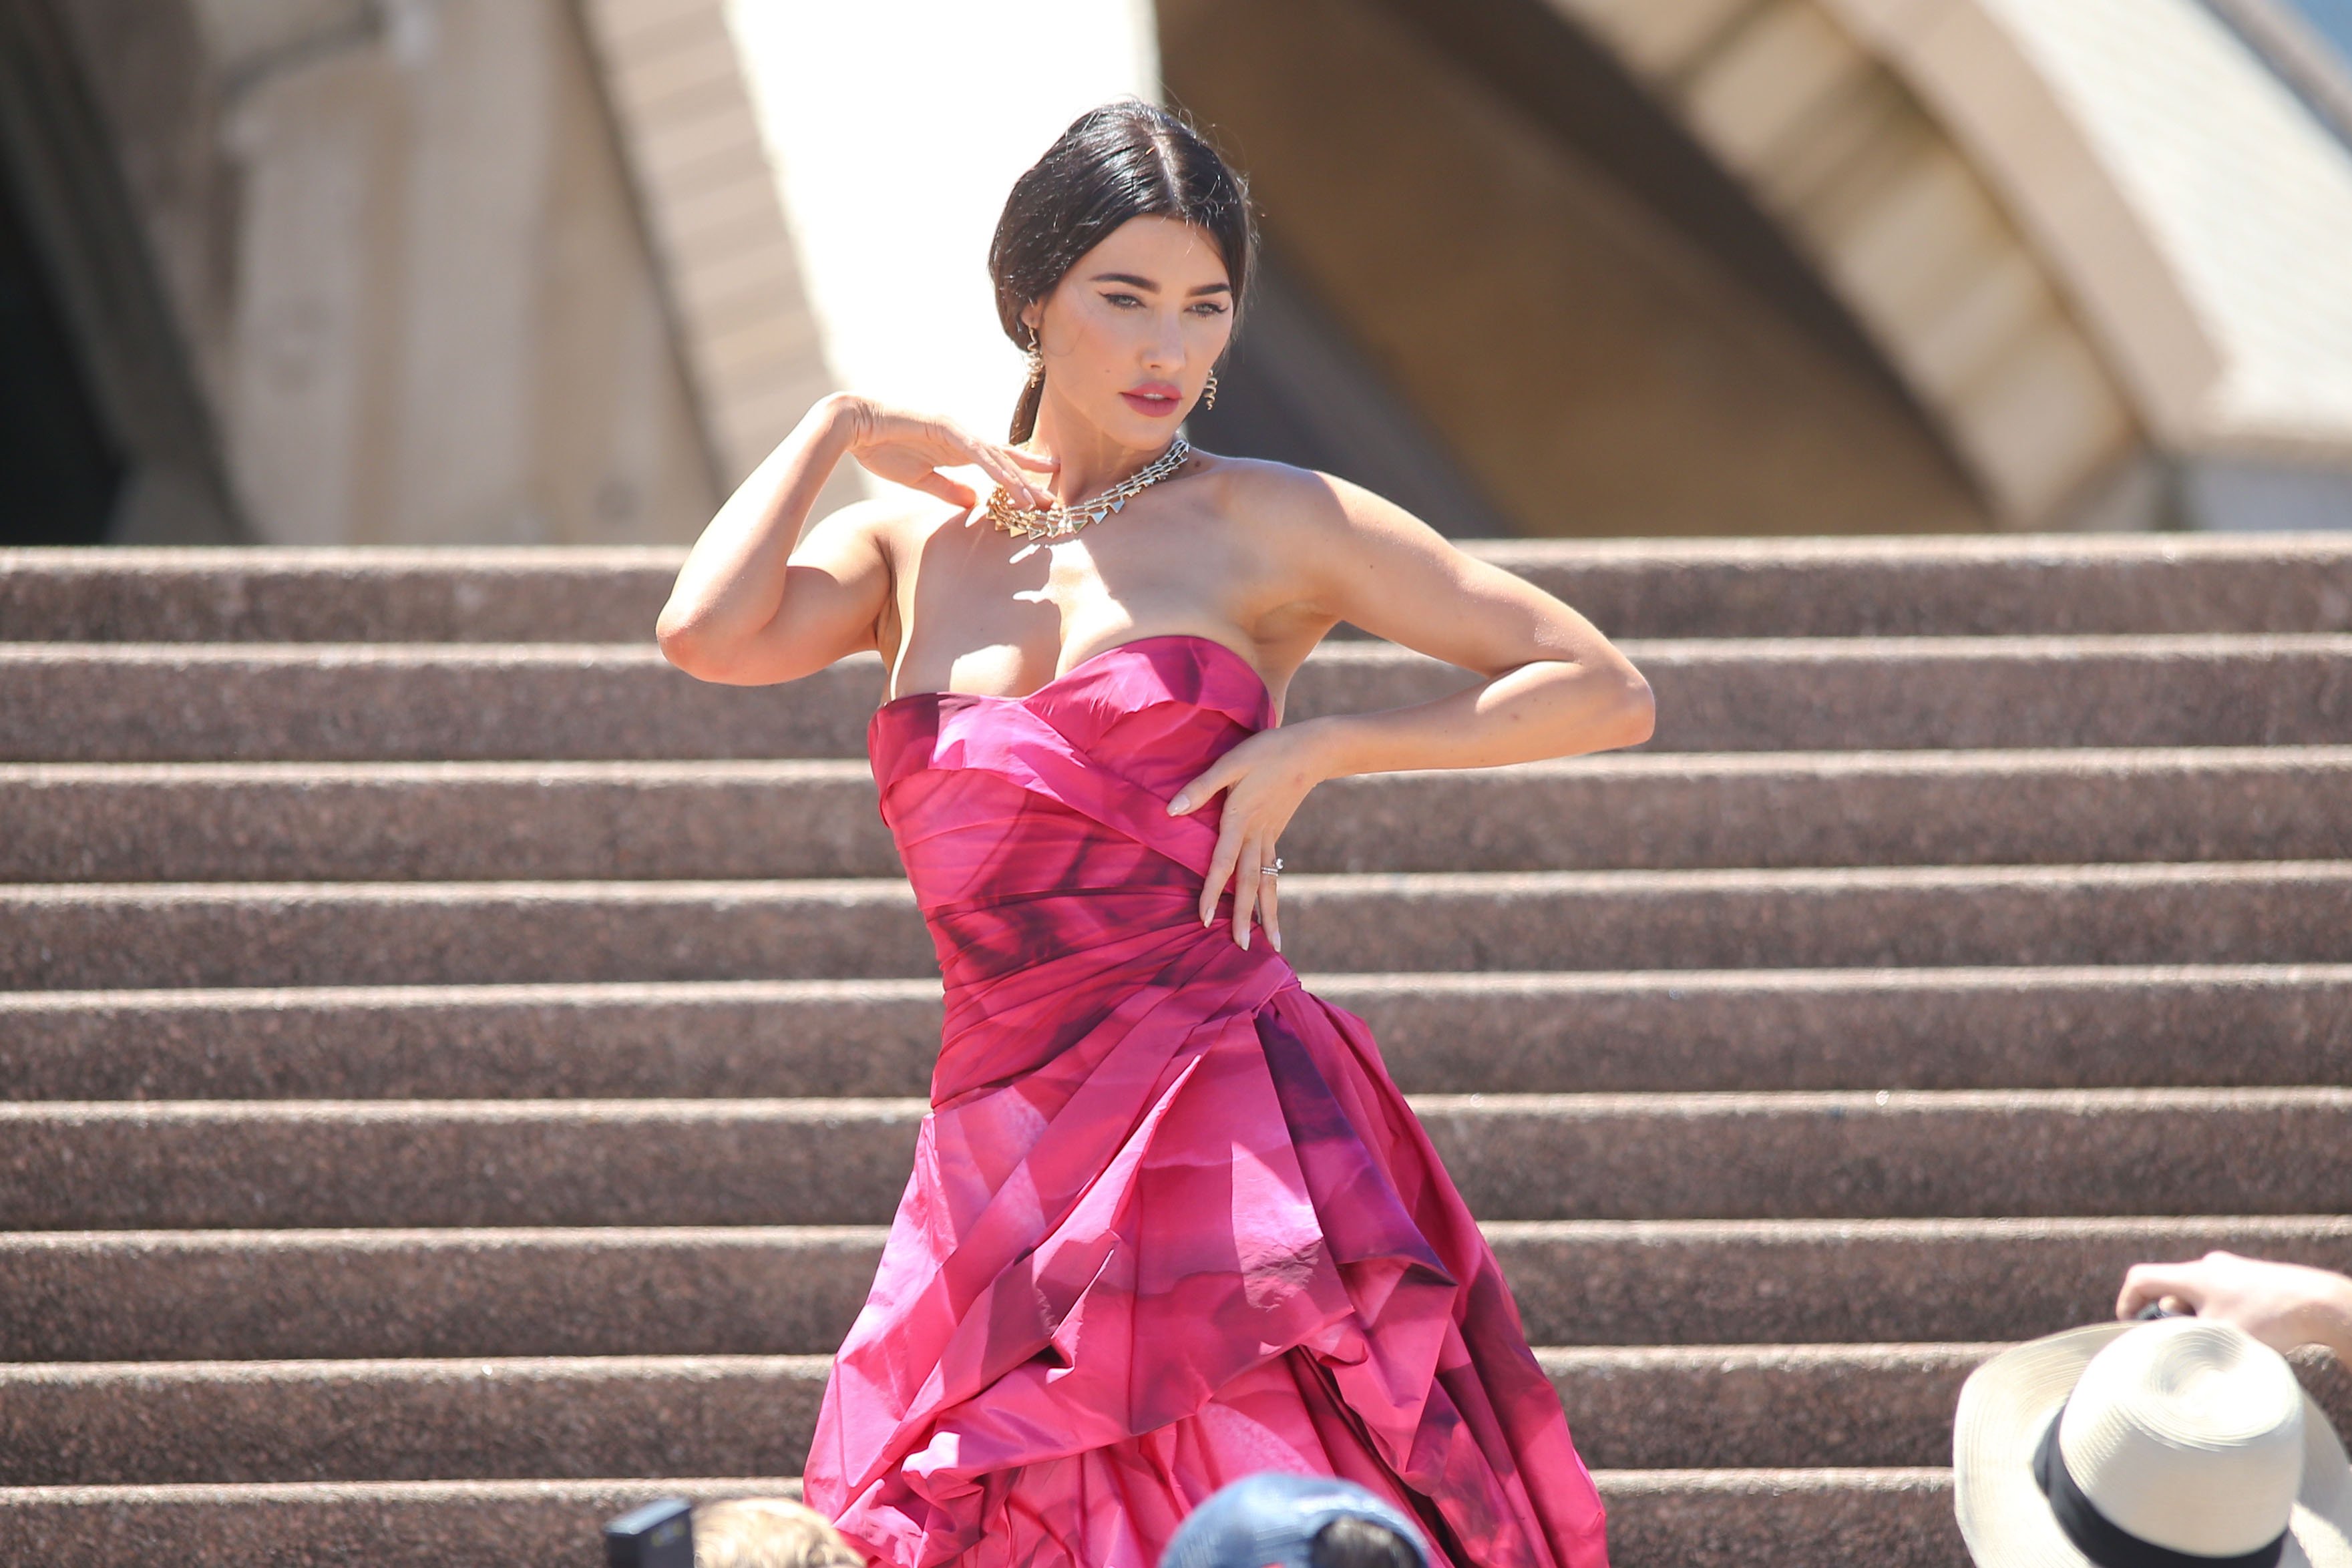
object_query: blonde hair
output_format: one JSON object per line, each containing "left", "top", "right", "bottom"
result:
{"left": 693, "top": 1498, "right": 865, "bottom": 1568}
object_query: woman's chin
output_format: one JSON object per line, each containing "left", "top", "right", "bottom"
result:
{"left": 1101, "top": 410, "right": 1186, "bottom": 445}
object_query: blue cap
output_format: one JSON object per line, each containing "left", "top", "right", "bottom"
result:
{"left": 1159, "top": 1472, "right": 1434, "bottom": 1568}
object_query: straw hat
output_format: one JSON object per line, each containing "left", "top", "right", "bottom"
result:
{"left": 1955, "top": 1317, "right": 2352, "bottom": 1568}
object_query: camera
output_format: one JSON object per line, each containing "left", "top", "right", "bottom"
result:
{"left": 606, "top": 1497, "right": 694, "bottom": 1568}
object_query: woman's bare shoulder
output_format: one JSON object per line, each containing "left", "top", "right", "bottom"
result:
{"left": 1191, "top": 450, "right": 1452, "bottom": 559}
{"left": 1187, "top": 450, "right": 1353, "bottom": 535}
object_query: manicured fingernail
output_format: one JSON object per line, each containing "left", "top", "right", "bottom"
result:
{"left": 1167, "top": 795, "right": 1188, "bottom": 813}
{"left": 1237, "top": 931, "right": 1249, "bottom": 949}
{"left": 1271, "top": 932, "right": 1282, "bottom": 952}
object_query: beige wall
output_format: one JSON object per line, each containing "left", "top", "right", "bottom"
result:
{"left": 212, "top": 0, "right": 721, "bottom": 545}
{"left": 57, "top": 0, "right": 725, "bottom": 546}
{"left": 61, "top": 0, "right": 2342, "bottom": 544}
{"left": 1163, "top": 0, "right": 1991, "bottom": 536}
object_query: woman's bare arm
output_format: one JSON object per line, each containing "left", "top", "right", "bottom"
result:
{"left": 1169, "top": 465, "right": 1653, "bottom": 952}
{"left": 656, "top": 395, "right": 887, "bottom": 686}
{"left": 657, "top": 394, "right": 1058, "bottom": 687}
{"left": 1274, "top": 468, "right": 1655, "bottom": 777}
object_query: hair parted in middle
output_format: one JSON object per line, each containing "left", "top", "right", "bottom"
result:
{"left": 986, "top": 99, "right": 1256, "bottom": 443}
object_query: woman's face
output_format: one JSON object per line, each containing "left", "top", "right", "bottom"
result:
{"left": 1023, "top": 214, "right": 1235, "bottom": 450}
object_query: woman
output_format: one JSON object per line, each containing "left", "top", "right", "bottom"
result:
{"left": 658, "top": 102, "right": 1653, "bottom": 1568}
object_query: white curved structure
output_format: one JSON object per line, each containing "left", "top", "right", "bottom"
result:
{"left": 725, "top": 0, "right": 1161, "bottom": 458}
{"left": 1550, "top": 0, "right": 2352, "bottom": 527}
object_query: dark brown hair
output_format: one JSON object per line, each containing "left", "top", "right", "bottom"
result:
{"left": 988, "top": 100, "right": 1255, "bottom": 442}
{"left": 1310, "top": 1515, "right": 1426, "bottom": 1568}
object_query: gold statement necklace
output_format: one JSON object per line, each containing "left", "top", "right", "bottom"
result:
{"left": 986, "top": 437, "right": 1191, "bottom": 563}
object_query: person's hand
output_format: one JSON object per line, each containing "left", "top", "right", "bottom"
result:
{"left": 834, "top": 395, "right": 1058, "bottom": 513}
{"left": 2118, "top": 1250, "right": 2352, "bottom": 1360}
{"left": 1167, "top": 722, "right": 1334, "bottom": 952}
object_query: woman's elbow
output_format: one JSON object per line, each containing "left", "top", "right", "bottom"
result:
{"left": 655, "top": 610, "right": 727, "bottom": 681}
{"left": 1605, "top": 666, "right": 1656, "bottom": 749}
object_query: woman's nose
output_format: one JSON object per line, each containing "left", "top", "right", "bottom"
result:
{"left": 1140, "top": 313, "right": 1185, "bottom": 369}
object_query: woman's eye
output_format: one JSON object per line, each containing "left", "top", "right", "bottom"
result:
{"left": 1102, "top": 292, "right": 1143, "bottom": 308}
{"left": 1190, "top": 301, "right": 1229, "bottom": 316}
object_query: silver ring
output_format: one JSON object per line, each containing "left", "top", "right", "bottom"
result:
{"left": 1257, "top": 857, "right": 1284, "bottom": 877}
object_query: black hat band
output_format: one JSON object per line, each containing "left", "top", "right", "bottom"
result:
{"left": 2032, "top": 1407, "right": 2289, "bottom": 1568}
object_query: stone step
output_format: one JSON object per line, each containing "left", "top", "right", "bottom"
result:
{"left": 9, "top": 1217, "right": 2349, "bottom": 1362}
{"left": 1600, "top": 1469, "right": 1956, "bottom": 1568}
{"left": 11, "top": 748, "right": 2352, "bottom": 883}
{"left": 7, "top": 538, "right": 2339, "bottom": 1568}
{"left": 0, "top": 1351, "right": 1903, "bottom": 1485}
{"left": 7, "top": 966, "right": 2349, "bottom": 1102}
{"left": 6, "top": 636, "right": 2348, "bottom": 761}
{"left": 9, "top": 535, "right": 2349, "bottom": 641}
{"left": 0, "top": 1469, "right": 1964, "bottom": 1568}
{"left": 0, "top": 1355, "right": 831, "bottom": 1488}
{"left": 0, "top": 1477, "right": 803, "bottom": 1568}
{"left": 1549, "top": 1342, "right": 2350, "bottom": 1472}
{"left": 9, "top": 862, "right": 2349, "bottom": 990}
{"left": 5, "top": 1345, "right": 2343, "bottom": 1483}
{"left": 5, "top": 1090, "right": 2344, "bottom": 1231}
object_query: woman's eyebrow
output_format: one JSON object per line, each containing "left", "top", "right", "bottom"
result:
{"left": 1088, "top": 272, "right": 1231, "bottom": 296}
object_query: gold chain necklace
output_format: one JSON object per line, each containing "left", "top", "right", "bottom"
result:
{"left": 986, "top": 438, "right": 1191, "bottom": 562}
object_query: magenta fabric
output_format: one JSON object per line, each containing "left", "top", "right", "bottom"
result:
{"left": 802, "top": 632, "right": 1610, "bottom": 1568}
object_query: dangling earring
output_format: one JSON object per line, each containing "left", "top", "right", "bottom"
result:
{"left": 1201, "top": 366, "right": 1219, "bottom": 411}
{"left": 1023, "top": 329, "right": 1044, "bottom": 389}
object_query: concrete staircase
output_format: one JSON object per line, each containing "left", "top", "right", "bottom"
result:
{"left": 4, "top": 535, "right": 2351, "bottom": 1566}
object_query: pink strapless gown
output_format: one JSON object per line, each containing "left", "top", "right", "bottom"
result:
{"left": 803, "top": 633, "right": 1609, "bottom": 1568}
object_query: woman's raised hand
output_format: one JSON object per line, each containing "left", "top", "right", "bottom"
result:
{"left": 1167, "top": 724, "right": 1340, "bottom": 954}
{"left": 837, "top": 396, "right": 1059, "bottom": 514}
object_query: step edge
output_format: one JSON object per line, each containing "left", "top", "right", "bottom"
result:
{"left": 5, "top": 1087, "right": 2347, "bottom": 1122}
{"left": 0, "top": 1342, "right": 2020, "bottom": 1387}
{"left": 7, "top": 964, "right": 2346, "bottom": 1012}
{"left": 9, "top": 859, "right": 2352, "bottom": 902}
{"left": 5, "top": 1215, "right": 2349, "bottom": 1249}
